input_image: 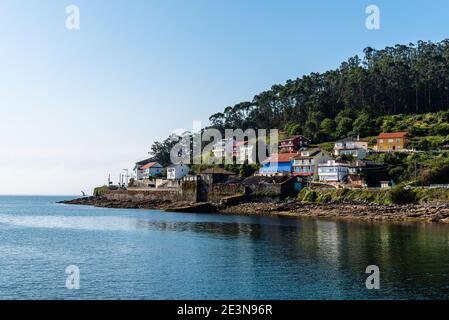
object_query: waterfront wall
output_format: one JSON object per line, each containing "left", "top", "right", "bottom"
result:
{"left": 206, "top": 178, "right": 297, "bottom": 202}
{"left": 207, "top": 184, "right": 243, "bottom": 202}
{"left": 102, "top": 176, "right": 297, "bottom": 204}
{"left": 104, "top": 182, "right": 200, "bottom": 203}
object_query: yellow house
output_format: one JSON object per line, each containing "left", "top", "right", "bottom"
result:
{"left": 376, "top": 132, "right": 409, "bottom": 151}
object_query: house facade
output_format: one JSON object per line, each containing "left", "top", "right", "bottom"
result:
{"left": 318, "top": 160, "right": 350, "bottom": 184}
{"left": 334, "top": 137, "right": 368, "bottom": 159}
{"left": 141, "top": 162, "right": 164, "bottom": 179}
{"left": 235, "top": 141, "right": 256, "bottom": 164}
{"left": 259, "top": 153, "right": 297, "bottom": 176}
{"left": 292, "top": 148, "right": 332, "bottom": 180}
{"left": 279, "top": 135, "right": 310, "bottom": 153}
{"left": 212, "top": 138, "right": 236, "bottom": 160}
{"left": 134, "top": 158, "right": 154, "bottom": 180}
{"left": 167, "top": 164, "right": 190, "bottom": 180}
{"left": 376, "top": 132, "right": 409, "bottom": 151}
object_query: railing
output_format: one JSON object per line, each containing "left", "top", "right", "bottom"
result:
{"left": 182, "top": 175, "right": 201, "bottom": 182}
{"left": 429, "top": 184, "right": 449, "bottom": 189}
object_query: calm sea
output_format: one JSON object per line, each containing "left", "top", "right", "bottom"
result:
{"left": 0, "top": 195, "right": 449, "bottom": 300}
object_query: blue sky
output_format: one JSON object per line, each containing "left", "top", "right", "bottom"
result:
{"left": 1, "top": 0, "right": 448, "bottom": 195}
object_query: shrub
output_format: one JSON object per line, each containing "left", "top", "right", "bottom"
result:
{"left": 93, "top": 185, "right": 110, "bottom": 197}
{"left": 388, "top": 185, "right": 416, "bottom": 204}
{"left": 316, "top": 192, "right": 332, "bottom": 203}
{"left": 298, "top": 188, "right": 317, "bottom": 203}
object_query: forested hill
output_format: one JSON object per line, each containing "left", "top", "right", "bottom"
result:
{"left": 208, "top": 40, "right": 449, "bottom": 143}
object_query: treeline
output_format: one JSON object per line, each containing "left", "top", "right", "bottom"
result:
{"left": 208, "top": 40, "right": 449, "bottom": 142}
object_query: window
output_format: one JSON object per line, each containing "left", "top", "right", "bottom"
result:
{"left": 379, "top": 139, "right": 384, "bottom": 143}
{"left": 388, "top": 139, "right": 394, "bottom": 143}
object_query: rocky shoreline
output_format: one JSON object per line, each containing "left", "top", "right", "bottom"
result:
{"left": 218, "top": 201, "right": 449, "bottom": 223}
{"left": 59, "top": 196, "right": 174, "bottom": 210}
{"left": 59, "top": 196, "right": 449, "bottom": 223}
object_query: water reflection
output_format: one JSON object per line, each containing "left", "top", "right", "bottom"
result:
{"left": 135, "top": 216, "right": 449, "bottom": 299}
{"left": 3, "top": 195, "right": 449, "bottom": 299}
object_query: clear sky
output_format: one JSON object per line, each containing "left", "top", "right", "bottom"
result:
{"left": 1, "top": 0, "right": 448, "bottom": 195}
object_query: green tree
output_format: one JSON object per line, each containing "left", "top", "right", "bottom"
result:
{"left": 149, "top": 134, "right": 182, "bottom": 166}
{"left": 320, "top": 118, "right": 336, "bottom": 138}
{"left": 351, "top": 112, "right": 375, "bottom": 137}
{"left": 336, "top": 117, "right": 353, "bottom": 138}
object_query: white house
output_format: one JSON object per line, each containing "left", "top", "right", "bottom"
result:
{"left": 334, "top": 137, "right": 368, "bottom": 159}
{"left": 167, "top": 164, "right": 190, "bottom": 180}
{"left": 318, "top": 160, "right": 350, "bottom": 184}
{"left": 292, "top": 148, "right": 332, "bottom": 180}
{"left": 212, "top": 138, "right": 235, "bottom": 160}
{"left": 135, "top": 167, "right": 144, "bottom": 180}
{"left": 134, "top": 158, "right": 153, "bottom": 180}
{"left": 141, "top": 162, "right": 164, "bottom": 179}
{"left": 235, "top": 141, "right": 256, "bottom": 164}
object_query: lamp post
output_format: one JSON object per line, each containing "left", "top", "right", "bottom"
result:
{"left": 123, "top": 169, "right": 129, "bottom": 187}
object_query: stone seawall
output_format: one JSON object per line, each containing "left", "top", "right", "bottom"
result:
{"left": 206, "top": 177, "right": 297, "bottom": 202}
{"left": 60, "top": 184, "right": 199, "bottom": 210}
{"left": 104, "top": 184, "right": 199, "bottom": 203}
{"left": 208, "top": 184, "right": 242, "bottom": 202}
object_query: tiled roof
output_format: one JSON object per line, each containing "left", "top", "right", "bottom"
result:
{"left": 378, "top": 132, "right": 408, "bottom": 139}
{"left": 336, "top": 137, "right": 368, "bottom": 143}
{"left": 263, "top": 153, "right": 298, "bottom": 163}
{"left": 200, "top": 168, "right": 236, "bottom": 175}
{"left": 141, "top": 162, "right": 162, "bottom": 169}
{"left": 293, "top": 148, "right": 321, "bottom": 159}
{"left": 280, "top": 135, "right": 311, "bottom": 142}
{"left": 135, "top": 158, "right": 153, "bottom": 166}
{"left": 318, "top": 160, "right": 350, "bottom": 167}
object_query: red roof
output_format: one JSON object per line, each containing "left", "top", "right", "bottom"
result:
{"left": 280, "top": 135, "right": 311, "bottom": 142}
{"left": 141, "top": 162, "right": 161, "bottom": 169}
{"left": 292, "top": 172, "right": 314, "bottom": 177}
{"left": 235, "top": 141, "right": 248, "bottom": 147}
{"left": 378, "top": 132, "right": 408, "bottom": 139}
{"left": 263, "top": 153, "right": 298, "bottom": 163}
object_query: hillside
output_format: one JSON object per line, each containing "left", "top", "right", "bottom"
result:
{"left": 148, "top": 40, "right": 449, "bottom": 182}
{"left": 207, "top": 40, "right": 449, "bottom": 143}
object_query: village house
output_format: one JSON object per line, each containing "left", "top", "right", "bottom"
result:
{"left": 334, "top": 137, "right": 368, "bottom": 159}
{"left": 347, "top": 159, "right": 386, "bottom": 188}
{"left": 279, "top": 135, "right": 310, "bottom": 153}
{"left": 380, "top": 180, "right": 393, "bottom": 189}
{"left": 235, "top": 141, "right": 256, "bottom": 164}
{"left": 167, "top": 164, "right": 190, "bottom": 180}
{"left": 291, "top": 148, "right": 332, "bottom": 180}
{"left": 133, "top": 158, "right": 154, "bottom": 180}
{"left": 376, "top": 132, "right": 410, "bottom": 151}
{"left": 211, "top": 138, "right": 236, "bottom": 159}
{"left": 258, "top": 153, "right": 297, "bottom": 176}
{"left": 141, "top": 162, "right": 164, "bottom": 179}
{"left": 318, "top": 160, "right": 350, "bottom": 185}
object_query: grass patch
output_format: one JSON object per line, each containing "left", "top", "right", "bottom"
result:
{"left": 298, "top": 186, "right": 449, "bottom": 205}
